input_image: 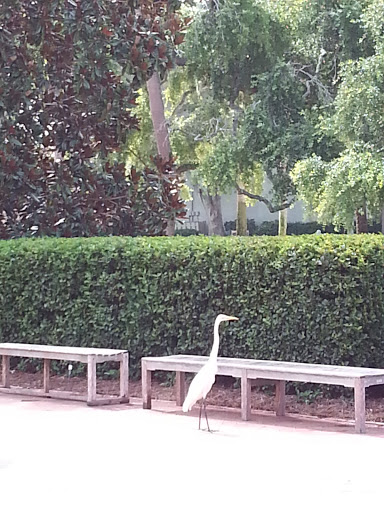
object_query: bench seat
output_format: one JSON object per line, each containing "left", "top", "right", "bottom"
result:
{"left": 142, "top": 355, "right": 384, "bottom": 433}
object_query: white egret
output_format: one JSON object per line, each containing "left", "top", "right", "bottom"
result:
{"left": 182, "top": 313, "right": 239, "bottom": 432}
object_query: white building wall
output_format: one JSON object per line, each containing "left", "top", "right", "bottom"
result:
{"left": 183, "top": 178, "right": 315, "bottom": 231}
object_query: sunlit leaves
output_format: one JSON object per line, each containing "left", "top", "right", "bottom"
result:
{"left": 195, "top": 133, "right": 263, "bottom": 197}
{"left": 292, "top": 150, "right": 384, "bottom": 231}
{"left": 330, "top": 54, "right": 384, "bottom": 150}
{"left": 361, "top": 0, "right": 384, "bottom": 51}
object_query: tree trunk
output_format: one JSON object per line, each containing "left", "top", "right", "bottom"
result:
{"left": 146, "top": 72, "right": 175, "bottom": 235}
{"left": 199, "top": 190, "right": 225, "bottom": 235}
{"left": 236, "top": 189, "right": 247, "bottom": 235}
{"left": 147, "top": 72, "right": 170, "bottom": 159}
{"left": 229, "top": 100, "right": 248, "bottom": 236}
{"left": 278, "top": 208, "right": 288, "bottom": 236}
{"left": 381, "top": 207, "right": 384, "bottom": 234}
{"left": 355, "top": 206, "right": 368, "bottom": 234}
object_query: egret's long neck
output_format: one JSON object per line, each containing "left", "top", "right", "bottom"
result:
{"left": 209, "top": 318, "right": 221, "bottom": 361}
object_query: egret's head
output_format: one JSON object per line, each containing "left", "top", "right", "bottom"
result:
{"left": 216, "top": 314, "right": 239, "bottom": 324}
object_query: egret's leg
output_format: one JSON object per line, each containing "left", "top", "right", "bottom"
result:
{"left": 203, "top": 399, "right": 212, "bottom": 433}
{"left": 198, "top": 400, "right": 203, "bottom": 430}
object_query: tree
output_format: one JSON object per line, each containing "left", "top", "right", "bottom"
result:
{"left": 124, "top": 89, "right": 157, "bottom": 167}
{"left": 178, "top": 0, "right": 287, "bottom": 234}
{"left": 254, "top": 0, "right": 382, "bottom": 233}
{"left": 291, "top": 0, "right": 384, "bottom": 232}
{"left": 173, "top": 0, "right": 364, "bottom": 236}
{"left": 324, "top": 53, "right": 384, "bottom": 232}
{"left": 0, "top": 0, "right": 186, "bottom": 238}
{"left": 164, "top": 65, "right": 265, "bottom": 235}
{"left": 240, "top": 61, "right": 315, "bottom": 234}
{"left": 292, "top": 150, "right": 384, "bottom": 233}
{"left": 165, "top": 67, "right": 229, "bottom": 235}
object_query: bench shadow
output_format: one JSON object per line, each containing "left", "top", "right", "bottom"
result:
{"left": 146, "top": 399, "right": 384, "bottom": 437}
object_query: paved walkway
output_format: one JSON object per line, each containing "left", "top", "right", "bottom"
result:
{"left": 1, "top": 394, "right": 383, "bottom": 512}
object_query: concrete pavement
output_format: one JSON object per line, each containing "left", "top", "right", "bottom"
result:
{"left": 1, "top": 394, "right": 383, "bottom": 512}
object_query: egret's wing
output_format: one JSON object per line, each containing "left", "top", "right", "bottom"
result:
{"left": 182, "top": 364, "right": 216, "bottom": 412}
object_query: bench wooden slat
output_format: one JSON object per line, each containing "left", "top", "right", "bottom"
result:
{"left": 142, "top": 355, "right": 384, "bottom": 380}
{"left": 0, "top": 343, "right": 127, "bottom": 363}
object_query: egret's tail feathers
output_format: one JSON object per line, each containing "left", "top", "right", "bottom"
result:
{"left": 182, "top": 396, "right": 193, "bottom": 413}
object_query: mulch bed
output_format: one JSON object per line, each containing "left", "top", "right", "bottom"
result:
{"left": 5, "top": 369, "right": 384, "bottom": 423}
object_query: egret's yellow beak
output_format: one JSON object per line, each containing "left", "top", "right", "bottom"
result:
{"left": 226, "top": 315, "right": 239, "bottom": 321}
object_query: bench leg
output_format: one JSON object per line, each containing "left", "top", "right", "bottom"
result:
{"left": 2, "top": 355, "right": 10, "bottom": 388}
{"left": 354, "top": 378, "right": 366, "bottom": 434}
{"left": 241, "top": 370, "right": 251, "bottom": 421}
{"left": 175, "top": 371, "right": 186, "bottom": 406}
{"left": 119, "top": 352, "right": 129, "bottom": 403}
{"left": 142, "top": 362, "right": 152, "bottom": 409}
{"left": 87, "top": 355, "right": 97, "bottom": 405}
{"left": 43, "top": 359, "right": 50, "bottom": 393}
{"left": 275, "top": 380, "right": 286, "bottom": 416}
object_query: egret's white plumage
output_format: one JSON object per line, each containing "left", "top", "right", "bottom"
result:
{"left": 182, "top": 361, "right": 217, "bottom": 413}
{"left": 182, "top": 314, "right": 238, "bottom": 429}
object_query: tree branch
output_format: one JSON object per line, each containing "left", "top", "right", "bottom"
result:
{"left": 291, "top": 61, "right": 333, "bottom": 104}
{"left": 236, "top": 186, "right": 294, "bottom": 213}
{"left": 169, "top": 89, "right": 193, "bottom": 119}
{"left": 178, "top": 163, "right": 196, "bottom": 173}
{"left": 126, "top": 148, "right": 149, "bottom": 167}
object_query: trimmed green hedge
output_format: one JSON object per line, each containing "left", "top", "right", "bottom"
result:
{"left": 224, "top": 219, "right": 383, "bottom": 236}
{"left": 0, "top": 235, "right": 384, "bottom": 377}
{"left": 223, "top": 220, "right": 341, "bottom": 235}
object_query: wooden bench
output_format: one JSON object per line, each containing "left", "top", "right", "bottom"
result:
{"left": 141, "top": 355, "right": 384, "bottom": 434}
{"left": 0, "top": 343, "right": 129, "bottom": 406}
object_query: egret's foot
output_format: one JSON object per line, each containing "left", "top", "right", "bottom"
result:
{"left": 200, "top": 427, "right": 218, "bottom": 433}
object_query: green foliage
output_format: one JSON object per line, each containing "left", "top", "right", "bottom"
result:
{"left": 362, "top": 0, "right": 384, "bottom": 50}
{"left": 271, "top": 0, "right": 373, "bottom": 87}
{"left": 165, "top": 67, "right": 230, "bottom": 170}
{"left": 124, "top": 89, "right": 157, "bottom": 167}
{"left": 195, "top": 134, "right": 264, "bottom": 197}
{"left": 164, "top": 0, "right": 288, "bottom": 199}
{"left": 0, "top": 0, "right": 186, "bottom": 238}
{"left": 329, "top": 54, "right": 384, "bottom": 150}
{"left": 1, "top": 235, "right": 384, "bottom": 378}
{"left": 296, "top": 388, "right": 323, "bottom": 405}
{"left": 292, "top": 150, "right": 384, "bottom": 231}
{"left": 288, "top": 1, "right": 384, "bottom": 232}
{"left": 242, "top": 61, "right": 313, "bottom": 204}
{"left": 184, "top": 0, "right": 287, "bottom": 103}
{"left": 165, "top": 66, "right": 263, "bottom": 197}
{"left": 174, "top": 227, "right": 199, "bottom": 236}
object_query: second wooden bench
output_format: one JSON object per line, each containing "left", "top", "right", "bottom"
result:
{"left": 141, "top": 354, "right": 384, "bottom": 434}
